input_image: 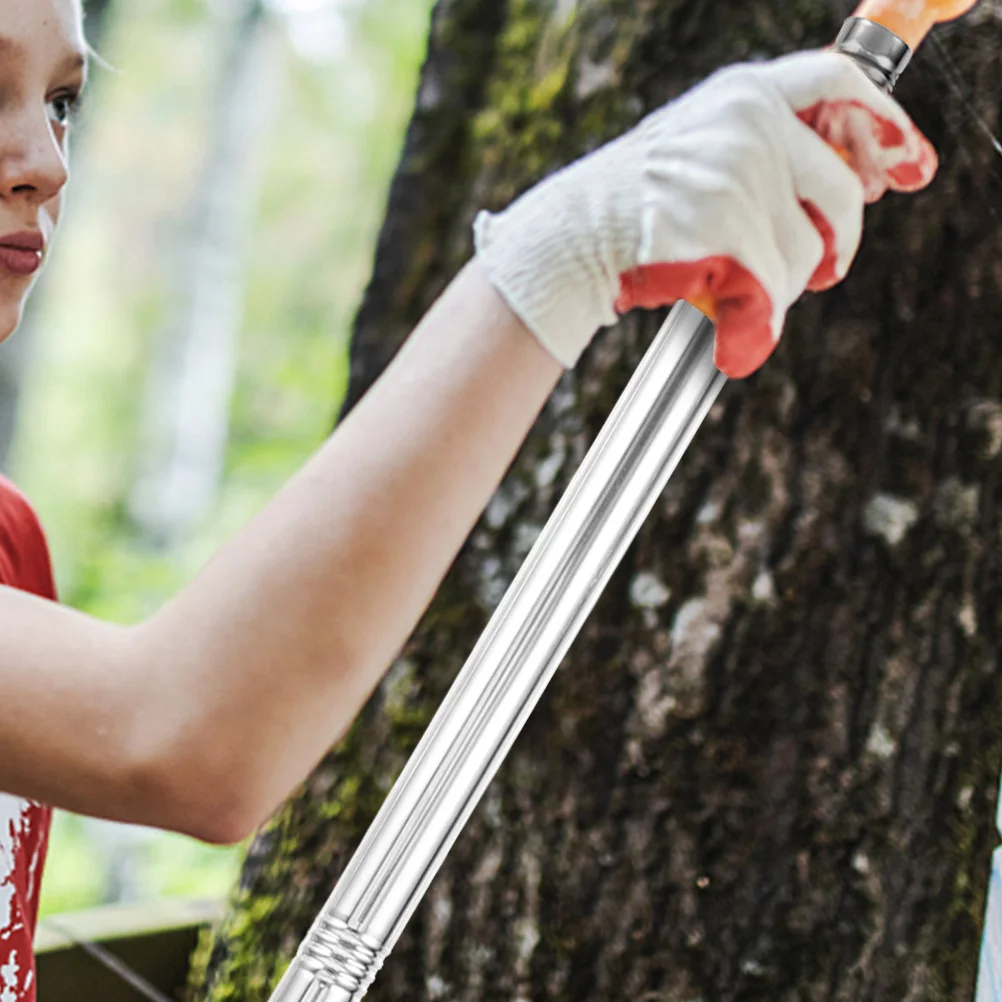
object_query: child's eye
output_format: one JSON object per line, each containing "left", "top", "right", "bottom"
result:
{"left": 47, "top": 89, "right": 84, "bottom": 128}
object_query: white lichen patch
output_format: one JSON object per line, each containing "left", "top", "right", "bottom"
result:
{"left": 417, "top": 73, "right": 443, "bottom": 112}
{"left": 575, "top": 55, "right": 617, "bottom": 100}
{"left": 737, "top": 519, "right": 765, "bottom": 544}
{"left": 635, "top": 669, "right": 678, "bottom": 738}
{"left": 656, "top": 598, "right": 723, "bottom": 720}
{"left": 513, "top": 522, "right": 543, "bottom": 558}
{"left": 548, "top": 376, "right": 577, "bottom": 416}
{"left": 626, "top": 437, "right": 784, "bottom": 728}
{"left": 381, "top": 658, "right": 418, "bottom": 717}
{"left": 751, "top": 570, "right": 776, "bottom": 603}
{"left": 967, "top": 400, "right": 1002, "bottom": 458}
{"left": 934, "top": 477, "right": 980, "bottom": 531}
{"left": 481, "top": 789, "right": 503, "bottom": 829}
{"left": 629, "top": 571, "right": 671, "bottom": 609}
{"left": 863, "top": 493, "right": 919, "bottom": 546}
{"left": 865, "top": 722, "right": 897, "bottom": 760}
{"left": 426, "top": 975, "right": 447, "bottom": 1000}
{"left": 671, "top": 598, "right": 720, "bottom": 652}
{"left": 958, "top": 599, "right": 978, "bottom": 638}
{"left": 884, "top": 406, "right": 922, "bottom": 442}
{"left": 484, "top": 492, "right": 515, "bottom": 530}
{"left": 484, "top": 479, "right": 531, "bottom": 529}
{"left": 513, "top": 915, "right": 540, "bottom": 966}
{"left": 477, "top": 555, "right": 508, "bottom": 610}
{"left": 512, "top": 835, "right": 542, "bottom": 985}
{"left": 696, "top": 500, "right": 721, "bottom": 525}
{"left": 534, "top": 439, "right": 566, "bottom": 490}
{"left": 471, "top": 845, "right": 503, "bottom": 886}
{"left": 424, "top": 879, "right": 453, "bottom": 978}
{"left": 957, "top": 785, "right": 974, "bottom": 812}
{"left": 432, "top": 890, "right": 452, "bottom": 928}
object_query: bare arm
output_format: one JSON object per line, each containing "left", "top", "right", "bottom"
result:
{"left": 0, "top": 260, "right": 562, "bottom": 843}
{"left": 2, "top": 51, "right": 933, "bottom": 843}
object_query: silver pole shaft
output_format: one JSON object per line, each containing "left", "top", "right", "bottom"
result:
{"left": 270, "top": 301, "right": 725, "bottom": 1002}
{"left": 267, "top": 22, "right": 910, "bottom": 1001}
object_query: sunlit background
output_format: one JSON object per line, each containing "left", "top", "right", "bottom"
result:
{"left": 0, "top": 0, "right": 434, "bottom": 917}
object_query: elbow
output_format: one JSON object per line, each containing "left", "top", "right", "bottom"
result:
{"left": 188, "top": 813, "right": 260, "bottom": 848}
{"left": 134, "top": 746, "right": 271, "bottom": 846}
{"left": 121, "top": 713, "right": 273, "bottom": 847}
{"left": 124, "top": 744, "right": 264, "bottom": 846}
{"left": 177, "top": 793, "right": 261, "bottom": 847}
{"left": 119, "top": 628, "right": 276, "bottom": 846}
{"left": 162, "top": 727, "right": 284, "bottom": 843}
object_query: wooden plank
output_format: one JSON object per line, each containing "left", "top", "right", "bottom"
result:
{"left": 35, "top": 898, "right": 225, "bottom": 953}
{"left": 36, "top": 899, "right": 225, "bottom": 1002}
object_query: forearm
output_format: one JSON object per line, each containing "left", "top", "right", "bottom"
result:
{"left": 132, "top": 259, "right": 562, "bottom": 839}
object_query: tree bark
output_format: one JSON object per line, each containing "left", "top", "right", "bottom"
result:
{"left": 188, "top": 1, "right": 1002, "bottom": 999}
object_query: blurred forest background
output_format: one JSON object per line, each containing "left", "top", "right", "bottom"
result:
{"left": 0, "top": 0, "right": 433, "bottom": 916}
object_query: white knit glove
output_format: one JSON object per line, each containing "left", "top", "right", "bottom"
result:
{"left": 474, "top": 50, "right": 937, "bottom": 379}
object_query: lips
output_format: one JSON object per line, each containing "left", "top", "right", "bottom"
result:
{"left": 0, "top": 232, "right": 44, "bottom": 277}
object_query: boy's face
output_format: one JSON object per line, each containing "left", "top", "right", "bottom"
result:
{"left": 0, "top": 0, "right": 86, "bottom": 340}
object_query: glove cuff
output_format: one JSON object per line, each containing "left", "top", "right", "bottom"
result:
{"left": 473, "top": 143, "right": 643, "bottom": 369}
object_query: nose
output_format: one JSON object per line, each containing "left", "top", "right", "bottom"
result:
{"left": 0, "top": 105, "right": 69, "bottom": 208}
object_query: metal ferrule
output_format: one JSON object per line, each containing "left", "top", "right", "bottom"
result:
{"left": 833, "top": 16, "right": 912, "bottom": 92}
{"left": 271, "top": 915, "right": 387, "bottom": 1002}
{"left": 267, "top": 303, "right": 724, "bottom": 1002}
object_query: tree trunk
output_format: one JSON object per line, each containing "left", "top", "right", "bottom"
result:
{"left": 188, "top": 1, "right": 1002, "bottom": 999}
{"left": 128, "top": 0, "right": 278, "bottom": 544}
{"left": 83, "top": 0, "right": 115, "bottom": 39}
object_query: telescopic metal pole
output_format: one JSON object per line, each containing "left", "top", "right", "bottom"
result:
{"left": 270, "top": 20, "right": 912, "bottom": 1002}
{"left": 271, "top": 305, "right": 721, "bottom": 1002}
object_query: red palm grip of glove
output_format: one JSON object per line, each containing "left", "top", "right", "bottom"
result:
{"left": 616, "top": 99, "right": 937, "bottom": 380}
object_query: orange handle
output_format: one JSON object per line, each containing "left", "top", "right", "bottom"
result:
{"left": 853, "top": 0, "right": 979, "bottom": 49}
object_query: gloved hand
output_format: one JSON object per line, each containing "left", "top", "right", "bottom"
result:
{"left": 474, "top": 50, "right": 938, "bottom": 379}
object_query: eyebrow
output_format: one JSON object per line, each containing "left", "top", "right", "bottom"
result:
{"left": 0, "top": 33, "right": 88, "bottom": 78}
{"left": 57, "top": 50, "right": 89, "bottom": 79}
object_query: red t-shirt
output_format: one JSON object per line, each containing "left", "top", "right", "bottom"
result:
{"left": 0, "top": 475, "right": 56, "bottom": 1002}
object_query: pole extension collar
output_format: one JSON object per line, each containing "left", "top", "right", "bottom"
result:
{"left": 834, "top": 16, "right": 912, "bottom": 92}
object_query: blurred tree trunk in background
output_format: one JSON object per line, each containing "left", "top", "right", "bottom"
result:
{"left": 127, "top": 0, "right": 278, "bottom": 545}
{"left": 82, "top": 0, "right": 115, "bottom": 37}
{"left": 0, "top": 0, "right": 117, "bottom": 471}
{"left": 189, "top": 1, "right": 1002, "bottom": 1000}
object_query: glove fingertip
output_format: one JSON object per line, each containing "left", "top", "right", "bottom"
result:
{"left": 713, "top": 318, "right": 777, "bottom": 380}
{"left": 888, "top": 136, "right": 940, "bottom": 192}
{"left": 806, "top": 268, "right": 839, "bottom": 293}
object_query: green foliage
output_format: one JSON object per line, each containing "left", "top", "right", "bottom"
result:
{"left": 39, "top": 814, "right": 245, "bottom": 917}
{"left": 17, "top": 0, "right": 433, "bottom": 916}
{"left": 37, "top": 814, "right": 108, "bottom": 917}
